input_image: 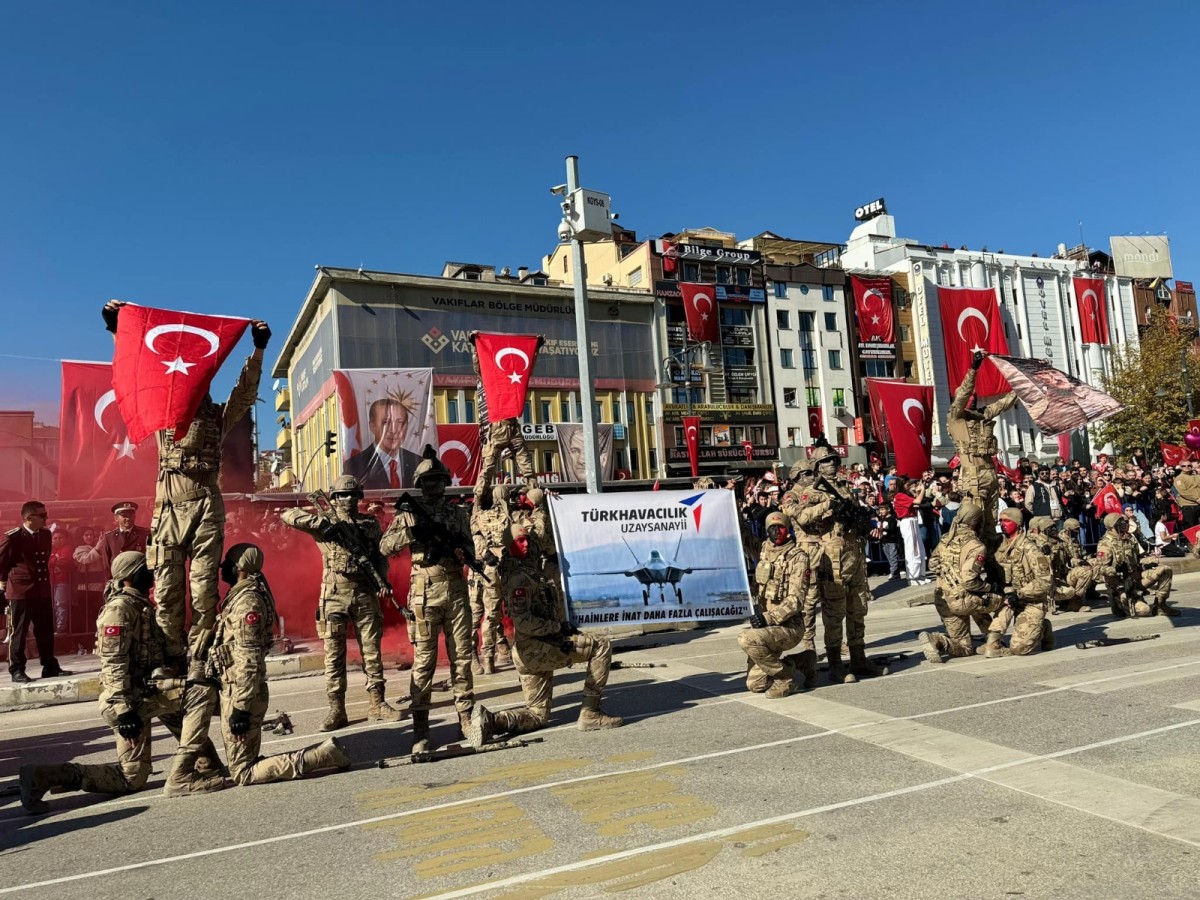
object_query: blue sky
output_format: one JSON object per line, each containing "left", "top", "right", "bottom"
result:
{"left": 3, "top": 2, "right": 1196, "bottom": 435}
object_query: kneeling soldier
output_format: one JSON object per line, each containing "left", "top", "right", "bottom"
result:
{"left": 920, "top": 503, "right": 1002, "bottom": 662}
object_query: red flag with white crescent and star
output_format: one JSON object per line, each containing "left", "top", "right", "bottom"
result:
{"left": 683, "top": 415, "right": 701, "bottom": 478}
{"left": 1090, "top": 483, "right": 1124, "bottom": 519}
{"left": 437, "top": 424, "right": 482, "bottom": 488}
{"left": 1072, "top": 277, "right": 1110, "bottom": 345}
{"left": 112, "top": 304, "right": 250, "bottom": 443}
{"left": 807, "top": 407, "right": 824, "bottom": 439}
{"left": 1161, "top": 442, "right": 1187, "bottom": 468}
{"left": 869, "top": 379, "right": 933, "bottom": 479}
{"left": 1184, "top": 524, "right": 1200, "bottom": 547}
{"left": 473, "top": 332, "right": 542, "bottom": 421}
{"left": 850, "top": 276, "right": 895, "bottom": 344}
{"left": 58, "top": 361, "right": 158, "bottom": 500}
{"left": 679, "top": 283, "right": 719, "bottom": 345}
{"left": 936, "top": 286, "right": 1010, "bottom": 398}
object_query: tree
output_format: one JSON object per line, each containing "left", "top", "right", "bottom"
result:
{"left": 1097, "top": 314, "right": 1197, "bottom": 459}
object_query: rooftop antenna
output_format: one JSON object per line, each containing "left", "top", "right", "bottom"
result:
{"left": 1078, "top": 221, "right": 1086, "bottom": 252}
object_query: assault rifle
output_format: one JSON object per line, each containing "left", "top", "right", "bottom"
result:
{"left": 813, "top": 474, "right": 873, "bottom": 538}
{"left": 1075, "top": 634, "right": 1159, "bottom": 650}
{"left": 376, "top": 736, "right": 541, "bottom": 767}
{"left": 309, "top": 490, "right": 410, "bottom": 621}
{"left": 395, "top": 493, "right": 490, "bottom": 583}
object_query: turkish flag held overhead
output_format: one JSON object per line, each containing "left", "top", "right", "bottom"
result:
{"left": 868, "top": 379, "right": 933, "bottom": 479}
{"left": 679, "top": 283, "right": 719, "bottom": 344}
{"left": 936, "top": 286, "right": 1010, "bottom": 398}
{"left": 473, "top": 332, "right": 542, "bottom": 420}
{"left": 1091, "top": 483, "right": 1124, "bottom": 519}
{"left": 1073, "top": 277, "right": 1110, "bottom": 345}
{"left": 850, "top": 276, "right": 895, "bottom": 343}
{"left": 112, "top": 304, "right": 250, "bottom": 443}
{"left": 1161, "top": 442, "right": 1188, "bottom": 467}
{"left": 59, "top": 361, "right": 158, "bottom": 500}
{"left": 437, "top": 424, "right": 482, "bottom": 488}
{"left": 807, "top": 406, "right": 824, "bottom": 438}
{"left": 683, "top": 415, "right": 701, "bottom": 478}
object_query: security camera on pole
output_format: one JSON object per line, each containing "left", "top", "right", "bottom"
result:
{"left": 555, "top": 156, "right": 616, "bottom": 494}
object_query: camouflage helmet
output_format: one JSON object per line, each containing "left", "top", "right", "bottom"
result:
{"left": 111, "top": 550, "right": 148, "bottom": 581}
{"left": 224, "top": 542, "right": 265, "bottom": 575}
{"left": 525, "top": 486, "right": 545, "bottom": 507}
{"left": 957, "top": 502, "right": 984, "bottom": 531}
{"left": 694, "top": 476, "right": 716, "bottom": 489}
{"left": 493, "top": 484, "right": 510, "bottom": 506}
{"left": 789, "top": 459, "right": 811, "bottom": 480}
{"left": 811, "top": 447, "right": 840, "bottom": 468}
{"left": 764, "top": 511, "right": 790, "bottom": 532}
{"left": 413, "top": 444, "right": 451, "bottom": 485}
{"left": 1062, "top": 518, "right": 1081, "bottom": 533}
{"left": 1103, "top": 512, "right": 1123, "bottom": 531}
{"left": 503, "top": 522, "right": 529, "bottom": 547}
{"left": 1029, "top": 515, "right": 1054, "bottom": 534}
{"left": 330, "top": 474, "right": 363, "bottom": 497}
{"left": 998, "top": 507, "right": 1024, "bottom": 526}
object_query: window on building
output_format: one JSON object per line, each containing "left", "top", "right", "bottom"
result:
{"left": 902, "top": 361, "right": 914, "bottom": 378}
{"left": 829, "top": 349, "right": 842, "bottom": 369}
{"left": 805, "top": 387, "right": 820, "bottom": 407}
{"left": 832, "top": 389, "right": 846, "bottom": 414}
{"left": 672, "top": 387, "right": 703, "bottom": 405}
{"left": 465, "top": 399, "right": 476, "bottom": 423}
{"left": 563, "top": 255, "right": 568, "bottom": 273}
{"left": 674, "top": 427, "right": 684, "bottom": 446}
{"left": 575, "top": 399, "right": 583, "bottom": 420}
{"left": 560, "top": 399, "right": 570, "bottom": 422}
{"left": 626, "top": 400, "right": 635, "bottom": 424}
{"left": 531, "top": 276, "right": 547, "bottom": 286}
{"left": 540, "top": 400, "right": 551, "bottom": 423}
{"left": 683, "top": 262, "right": 700, "bottom": 282}
{"left": 801, "top": 348, "right": 817, "bottom": 370}
{"left": 824, "top": 312, "right": 837, "bottom": 331}
{"left": 649, "top": 448, "right": 657, "bottom": 472}
{"left": 736, "top": 268, "right": 751, "bottom": 286}
{"left": 823, "top": 285, "right": 835, "bottom": 302}
{"left": 523, "top": 401, "right": 532, "bottom": 424}
{"left": 751, "top": 426, "right": 766, "bottom": 444}
{"left": 899, "top": 324, "right": 911, "bottom": 342}
{"left": 628, "top": 267, "right": 643, "bottom": 287}
{"left": 777, "top": 309, "right": 790, "bottom": 329}
{"left": 728, "top": 388, "right": 758, "bottom": 403}
{"left": 862, "top": 359, "right": 893, "bottom": 378}
{"left": 594, "top": 401, "right": 604, "bottom": 422}
{"left": 783, "top": 387, "right": 797, "bottom": 406}
{"left": 780, "top": 348, "right": 795, "bottom": 368}
{"left": 787, "top": 427, "right": 801, "bottom": 446}
{"left": 721, "top": 307, "right": 750, "bottom": 326}
{"left": 543, "top": 450, "right": 554, "bottom": 473}
{"left": 716, "top": 265, "right": 731, "bottom": 284}
{"left": 627, "top": 447, "right": 638, "bottom": 472}
{"left": 730, "top": 427, "right": 745, "bottom": 443}
{"left": 774, "top": 282, "right": 788, "bottom": 299}
{"left": 799, "top": 311, "right": 815, "bottom": 332}
{"left": 723, "top": 347, "right": 754, "bottom": 367}
{"left": 447, "top": 398, "right": 459, "bottom": 424}
{"left": 836, "top": 426, "right": 848, "bottom": 446}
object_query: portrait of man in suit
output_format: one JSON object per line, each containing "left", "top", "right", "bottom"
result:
{"left": 343, "top": 395, "right": 422, "bottom": 489}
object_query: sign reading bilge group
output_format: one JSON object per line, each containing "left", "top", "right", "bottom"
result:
{"left": 549, "top": 490, "right": 752, "bottom": 630}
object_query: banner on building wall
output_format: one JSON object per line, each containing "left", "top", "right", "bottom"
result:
{"left": 550, "top": 489, "right": 752, "bottom": 629}
{"left": 556, "top": 423, "right": 616, "bottom": 482}
{"left": 987, "top": 355, "right": 1122, "bottom": 437}
{"left": 866, "top": 379, "right": 933, "bottom": 479}
{"left": 333, "top": 368, "right": 438, "bottom": 490}
{"left": 437, "top": 424, "right": 482, "bottom": 487}
{"left": 1110, "top": 235, "right": 1173, "bottom": 280}
{"left": 1072, "top": 277, "right": 1111, "bottom": 345}
{"left": 850, "top": 275, "right": 897, "bottom": 360}
{"left": 935, "top": 286, "right": 1011, "bottom": 398}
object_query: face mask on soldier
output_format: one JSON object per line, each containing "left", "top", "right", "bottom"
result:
{"left": 768, "top": 525, "right": 789, "bottom": 546}
{"left": 508, "top": 534, "right": 530, "bottom": 559}
{"left": 331, "top": 494, "right": 356, "bottom": 517}
{"left": 818, "top": 460, "right": 838, "bottom": 477}
{"left": 131, "top": 566, "right": 154, "bottom": 594}
{"left": 420, "top": 476, "right": 445, "bottom": 502}
{"left": 1000, "top": 519, "right": 1020, "bottom": 537}
{"left": 220, "top": 559, "right": 239, "bottom": 587}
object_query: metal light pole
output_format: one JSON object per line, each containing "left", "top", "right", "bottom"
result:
{"left": 565, "top": 156, "right": 603, "bottom": 494}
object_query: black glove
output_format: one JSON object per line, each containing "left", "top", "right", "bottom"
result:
{"left": 483, "top": 550, "right": 500, "bottom": 568}
{"left": 559, "top": 639, "right": 574, "bottom": 654}
{"left": 971, "top": 350, "right": 986, "bottom": 370}
{"left": 401, "top": 605, "right": 416, "bottom": 624}
{"left": 101, "top": 302, "right": 121, "bottom": 333}
{"left": 115, "top": 709, "right": 143, "bottom": 739}
{"left": 251, "top": 321, "right": 272, "bottom": 349}
{"left": 228, "top": 707, "right": 252, "bottom": 736}
{"left": 749, "top": 612, "right": 768, "bottom": 629}
{"left": 560, "top": 621, "right": 581, "bottom": 637}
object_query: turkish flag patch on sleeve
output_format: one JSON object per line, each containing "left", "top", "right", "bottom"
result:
{"left": 103, "top": 625, "right": 122, "bottom": 636}
{"left": 976, "top": 554, "right": 985, "bottom": 564}
{"left": 245, "top": 612, "right": 260, "bottom": 625}
{"left": 513, "top": 588, "right": 526, "bottom": 598}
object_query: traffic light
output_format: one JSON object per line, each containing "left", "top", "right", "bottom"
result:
{"left": 323, "top": 431, "right": 337, "bottom": 458}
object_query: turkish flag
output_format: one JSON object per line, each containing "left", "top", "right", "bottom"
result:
{"left": 992, "top": 456, "right": 1021, "bottom": 483}
{"left": 679, "top": 283, "right": 719, "bottom": 345}
{"left": 1161, "top": 442, "right": 1188, "bottom": 467}
{"left": 869, "top": 380, "right": 933, "bottom": 478}
{"left": 437, "top": 424, "right": 482, "bottom": 487}
{"left": 661, "top": 239, "right": 678, "bottom": 275}
{"left": 936, "top": 286, "right": 1010, "bottom": 398}
{"left": 1184, "top": 524, "right": 1200, "bottom": 547}
{"left": 474, "top": 333, "right": 541, "bottom": 420}
{"left": 683, "top": 415, "right": 700, "bottom": 478}
{"left": 741, "top": 440, "right": 754, "bottom": 463}
{"left": 112, "top": 304, "right": 250, "bottom": 443}
{"left": 1073, "top": 277, "right": 1110, "bottom": 345}
{"left": 1090, "top": 483, "right": 1123, "bottom": 519}
{"left": 851, "top": 276, "right": 895, "bottom": 343}
{"left": 59, "top": 361, "right": 158, "bottom": 500}
{"left": 807, "top": 407, "right": 824, "bottom": 438}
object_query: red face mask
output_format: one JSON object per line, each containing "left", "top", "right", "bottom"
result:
{"left": 999, "top": 519, "right": 1020, "bottom": 537}
{"left": 518, "top": 494, "right": 534, "bottom": 511}
{"left": 508, "top": 536, "right": 530, "bottom": 559}
{"left": 768, "top": 527, "right": 789, "bottom": 546}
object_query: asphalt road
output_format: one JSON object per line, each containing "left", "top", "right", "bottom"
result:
{"left": 4, "top": 580, "right": 1200, "bottom": 899}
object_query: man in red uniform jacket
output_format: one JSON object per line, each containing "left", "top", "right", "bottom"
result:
{"left": 1, "top": 501, "right": 72, "bottom": 683}
{"left": 75, "top": 501, "right": 151, "bottom": 575}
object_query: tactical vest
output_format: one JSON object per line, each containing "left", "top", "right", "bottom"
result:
{"left": 410, "top": 500, "right": 467, "bottom": 571}
{"left": 99, "top": 589, "right": 160, "bottom": 681}
{"left": 754, "top": 542, "right": 804, "bottom": 610}
{"left": 936, "top": 535, "right": 967, "bottom": 594}
{"left": 157, "top": 399, "right": 223, "bottom": 477}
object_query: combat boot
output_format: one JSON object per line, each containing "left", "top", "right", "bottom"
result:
{"left": 983, "top": 633, "right": 1010, "bottom": 658}
{"left": 1040, "top": 620, "right": 1055, "bottom": 651}
{"left": 1156, "top": 598, "right": 1181, "bottom": 617}
{"left": 765, "top": 675, "right": 794, "bottom": 699}
{"left": 1110, "top": 595, "right": 1128, "bottom": 618}
{"left": 495, "top": 640, "right": 512, "bottom": 668}
{"left": 320, "top": 693, "right": 348, "bottom": 732}
{"left": 482, "top": 650, "right": 496, "bottom": 676}
{"left": 299, "top": 737, "right": 352, "bottom": 774}
{"left": 578, "top": 695, "right": 624, "bottom": 731}
{"left": 411, "top": 710, "right": 431, "bottom": 754}
{"left": 457, "top": 710, "right": 473, "bottom": 742}
{"left": 745, "top": 667, "right": 769, "bottom": 693}
{"left": 466, "top": 704, "right": 494, "bottom": 748}
{"left": 471, "top": 650, "right": 484, "bottom": 676}
{"left": 919, "top": 631, "right": 947, "bottom": 664}
{"left": 849, "top": 647, "right": 887, "bottom": 679}
{"left": 366, "top": 686, "right": 403, "bottom": 723}
{"left": 19, "top": 763, "right": 80, "bottom": 814}
{"left": 797, "top": 649, "right": 818, "bottom": 689}
{"left": 826, "top": 648, "right": 849, "bottom": 684}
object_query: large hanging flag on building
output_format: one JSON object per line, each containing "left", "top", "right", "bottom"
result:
{"left": 472, "top": 332, "right": 543, "bottom": 420}
{"left": 112, "top": 304, "right": 250, "bottom": 443}
{"left": 682, "top": 415, "right": 701, "bottom": 477}
{"left": 59, "top": 361, "right": 158, "bottom": 500}
{"left": 437, "top": 424, "right": 482, "bottom": 487}
{"left": 987, "top": 355, "right": 1123, "bottom": 437}
{"left": 865, "top": 379, "right": 933, "bottom": 478}
{"left": 850, "top": 275, "right": 895, "bottom": 343}
{"left": 1072, "top": 277, "right": 1111, "bottom": 345}
{"left": 679, "top": 283, "right": 720, "bottom": 344}
{"left": 936, "top": 286, "right": 1010, "bottom": 397}
{"left": 333, "top": 368, "right": 438, "bottom": 490}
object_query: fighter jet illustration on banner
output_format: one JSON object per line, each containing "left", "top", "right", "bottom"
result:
{"left": 565, "top": 531, "right": 725, "bottom": 605}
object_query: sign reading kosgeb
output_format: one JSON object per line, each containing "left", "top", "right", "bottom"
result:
{"left": 550, "top": 490, "right": 752, "bottom": 630}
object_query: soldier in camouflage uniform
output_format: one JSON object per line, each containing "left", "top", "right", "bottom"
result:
{"left": 470, "top": 483, "right": 513, "bottom": 674}
{"left": 779, "top": 459, "right": 822, "bottom": 657}
{"left": 101, "top": 301, "right": 270, "bottom": 668}
{"left": 19, "top": 552, "right": 223, "bottom": 813}
{"left": 741, "top": 511, "right": 816, "bottom": 695}
{"left": 1093, "top": 513, "right": 1177, "bottom": 618}
{"left": 468, "top": 332, "right": 539, "bottom": 499}
{"left": 280, "top": 475, "right": 402, "bottom": 731}
{"left": 946, "top": 352, "right": 1019, "bottom": 543}
{"left": 1055, "top": 518, "right": 1095, "bottom": 612}
{"left": 468, "top": 523, "right": 622, "bottom": 744}
{"left": 381, "top": 447, "right": 475, "bottom": 753}
{"left": 513, "top": 486, "right": 562, "bottom": 608}
{"left": 920, "top": 503, "right": 1003, "bottom": 663}
{"left": 790, "top": 447, "right": 882, "bottom": 682}
{"left": 983, "top": 508, "right": 1055, "bottom": 657}
{"left": 165, "top": 544, "right": 351, "bottom": 794}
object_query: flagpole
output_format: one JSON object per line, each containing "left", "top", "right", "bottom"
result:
{"left": 565, "top": 156, "right": 602, "bottom": 494}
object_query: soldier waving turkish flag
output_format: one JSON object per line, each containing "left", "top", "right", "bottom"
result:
{"left": 851, "top": 276, "right": 895, "bottom": 343}
{"left": 112, "top": 304, "right": 251, "bottom": 443}
{"left": 936, "top": 286, "right": 1010, "bottom": 398}
{"left": 472, "top": 332, "right": 543, "bottom": 420}
{"left": 867, "top": 379, "right": 933, "bottom": 478}
{"left": 680, "top": 283, "right": 719, "bottom": 344}
{"left": 1073, "top": 277, "right": 1110, "bottom": 345}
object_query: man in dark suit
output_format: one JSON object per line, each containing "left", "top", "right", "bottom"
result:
{"left": 343, "top": 398, "right": 422, "bottom": 490}
{"left": 1, "top": 501, "right": 71, "bottom": 682}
